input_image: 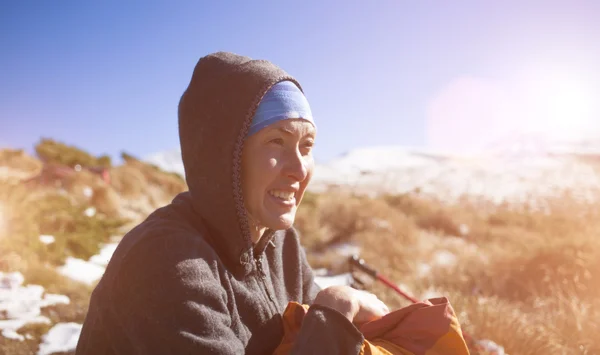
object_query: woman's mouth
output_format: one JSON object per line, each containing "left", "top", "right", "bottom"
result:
{"left": 268, "top": 190, "right": 296, "bottom": 206}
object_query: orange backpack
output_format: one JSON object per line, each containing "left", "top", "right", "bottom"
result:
{"left": 274, "top": 297, "right": 470, "bottom": 355}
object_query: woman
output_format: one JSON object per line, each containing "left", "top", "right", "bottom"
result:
{"left": 75, "top": 51, "right": 388, "bottom": 355}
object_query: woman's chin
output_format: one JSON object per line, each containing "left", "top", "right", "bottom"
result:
{"left": 263, "top": 213, "right": 295, "bottom": 231}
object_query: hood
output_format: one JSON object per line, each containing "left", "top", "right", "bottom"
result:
{"left": 177, "top": 51, "right": 303, "bottom": 275}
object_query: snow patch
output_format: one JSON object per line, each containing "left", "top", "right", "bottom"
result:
{"left": 84, "top": 207, "right": 96, "bottom": 218}
{"left": 417, "top": 263, "right": 432, "bottom": 277}
{"left": 477, "top": 339, "right": 507, "bottom": 355}
{"left": 89, "top": 242, "right": 119, "bottom": 267}
{"left": 0, "top": 272, "right": 24, "bottom": 289}
{"left": 432, "top": 250, "right": 457, "bottom": 268}
{"left": 314, "top": 273, "right": 354, "bottom": 289}
{"left": 459, "top": 223, "right": 470, "bottom": 236}
{"left": 312, "top": 268, "right": 329, "bottom": 277}
{"left": 371, "top": 218, "right": 393, "bottom": 232}
{"left": 39, "top": 235, "right": 56, "bottom": 245}
{"left": 37, "top": 322, "right": 82, "bottom": 355}
{"left": 2, "top": 329, "right": 25, "bottom": 341}
{"left": 144, "top": 149, "right": 186, "bottom": 177}
{"left": 57, "top": 242, "right": 119, "bottom": 284}
{"left": 57, "top": 257, "right": 106, "bottom": 285}
{"left": 0, "top": 272, "right": 69, "bottom": 341}
{"left": 82, "top": 186, "right": 93, "bottom": 198}
{"left": 40, "top": 294, "right": 71, "bottom": 308}
{"left": 329, "top": 243, "right": 361, "bottom": 258}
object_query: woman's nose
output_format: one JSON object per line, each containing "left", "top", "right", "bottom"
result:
{"left": 283, "top": 149, "right": 308, "bottom": 181}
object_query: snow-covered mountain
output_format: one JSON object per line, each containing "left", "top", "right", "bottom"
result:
{"left": 144, "top": 142, "right": 600, "bottom": 205}
{"left": 144, "top": 149, "right": 185, "bottom": 177}
{"left": 313, "top": 146, "right": 600, "bottom": 204}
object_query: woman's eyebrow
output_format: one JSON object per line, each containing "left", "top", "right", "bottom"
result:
{"left": 276, "top": 127, "right": 294, "bottom": 135}
{"left": 275, "top": 126, "right": 316, "bottom": 137}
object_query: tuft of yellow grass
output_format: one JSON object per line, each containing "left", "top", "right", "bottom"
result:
{"left": 111, "top": 164, "right": 149, "bottom": 198}
{"left": 0, "top": 149, "right": 42, "bottom": 177}
{"left": 295, "top": 191, "right": 600, "bottom": 354}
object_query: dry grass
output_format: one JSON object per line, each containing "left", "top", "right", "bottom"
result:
{"left": 89, "top": 185, "right": 121, "bottom": 217}
{"left": 111, "top": 160, "right": 187, "bottom": 217}
{"left": 295, "top": 191, "right": 419, "bottom": 273}
{"left": 3, "top": 145, "right": 600, "bottom": 353}
{"left": 0, "top": 183, "right": 99, "bottom": 355}
{"left": 0, "top": 145, "right": 190, "bottom": 354}
{"left": 295, "top": 191, "right": 600, "bottom": 354}
{"left": 120, "top": 159, "right": 187, "bottom": 197}
{"left": 111, "top": 164, "right": 148, "bottom": 198}
{"left": 0, "top": 149, "right": 42, "bottom": 176}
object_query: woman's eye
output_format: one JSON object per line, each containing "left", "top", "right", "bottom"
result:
{"left": 300, "top": 141, "right": 314, "bottom": 154}
{"left": 269, "top": 138, "right": 285, "bottom": 145}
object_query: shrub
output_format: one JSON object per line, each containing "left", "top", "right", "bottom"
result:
{"left": 110, "top": 164, "right": 148, "bottom": 197}
{"left": 0, "top": 148, "right": 42, "bottom": 176}
{"left": 0, "top": 184, "right": 127, "bottom": 268}
{"left": 119, "top": 152, "right": 187, "bottom": 196}
{"left": 96, "top": 155, "right": 112, "bottom": 168}
{"left": 34, "top": 138, "right": 111, "bottom": 168}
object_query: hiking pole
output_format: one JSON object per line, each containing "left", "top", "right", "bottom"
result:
{"left": 349, "top": 254, "right": 485, "bottom": 351}
{"left": 349, "top": 255, "right": 420, "bottom": 303}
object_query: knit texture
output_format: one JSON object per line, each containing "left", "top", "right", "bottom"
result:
{"left": 75, "top": 52, "right": 365, "bottom": 355}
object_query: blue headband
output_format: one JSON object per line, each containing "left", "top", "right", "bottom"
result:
{"left": 247, "top": 81, "right": 315, "bottom": 137}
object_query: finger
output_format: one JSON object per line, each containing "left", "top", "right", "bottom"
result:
{"left": 365, "top": 301, "right": 388, "bottom": 315}
{"left": 379, "top": 300, "right": 390, "bottom": 313}
{"left": 372, "top": 301, "right": 389, "bottom": 316}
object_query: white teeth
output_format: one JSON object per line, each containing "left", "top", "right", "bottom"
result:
{"left": 269, "top": 190, "right": 295, "bottom": 201}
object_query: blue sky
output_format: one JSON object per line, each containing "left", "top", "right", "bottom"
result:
{"left": 1, "top": 1, "right": 599, "bottom": 163}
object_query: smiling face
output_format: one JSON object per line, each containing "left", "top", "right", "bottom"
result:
{"left": 241, "top": 119, "right": 316, "bottom": 239}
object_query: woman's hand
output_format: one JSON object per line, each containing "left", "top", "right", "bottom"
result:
{"left": 312, "top": 285, "right": 389, "bottom": 324}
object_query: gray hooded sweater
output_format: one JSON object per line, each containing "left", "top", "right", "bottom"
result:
{"left": 75, "top": 52, "right": 365, "bottom": 354}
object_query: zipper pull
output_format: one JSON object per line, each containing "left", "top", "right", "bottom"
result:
{"left": 256, "top": 257, "right": 266, "bottom": 278}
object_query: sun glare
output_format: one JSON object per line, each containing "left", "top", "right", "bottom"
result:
{"left": 427, "top": 63, "right": 599, "bottom": 154}
{"left": 518, "top": 66, "right": 598, "bottom": 141}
